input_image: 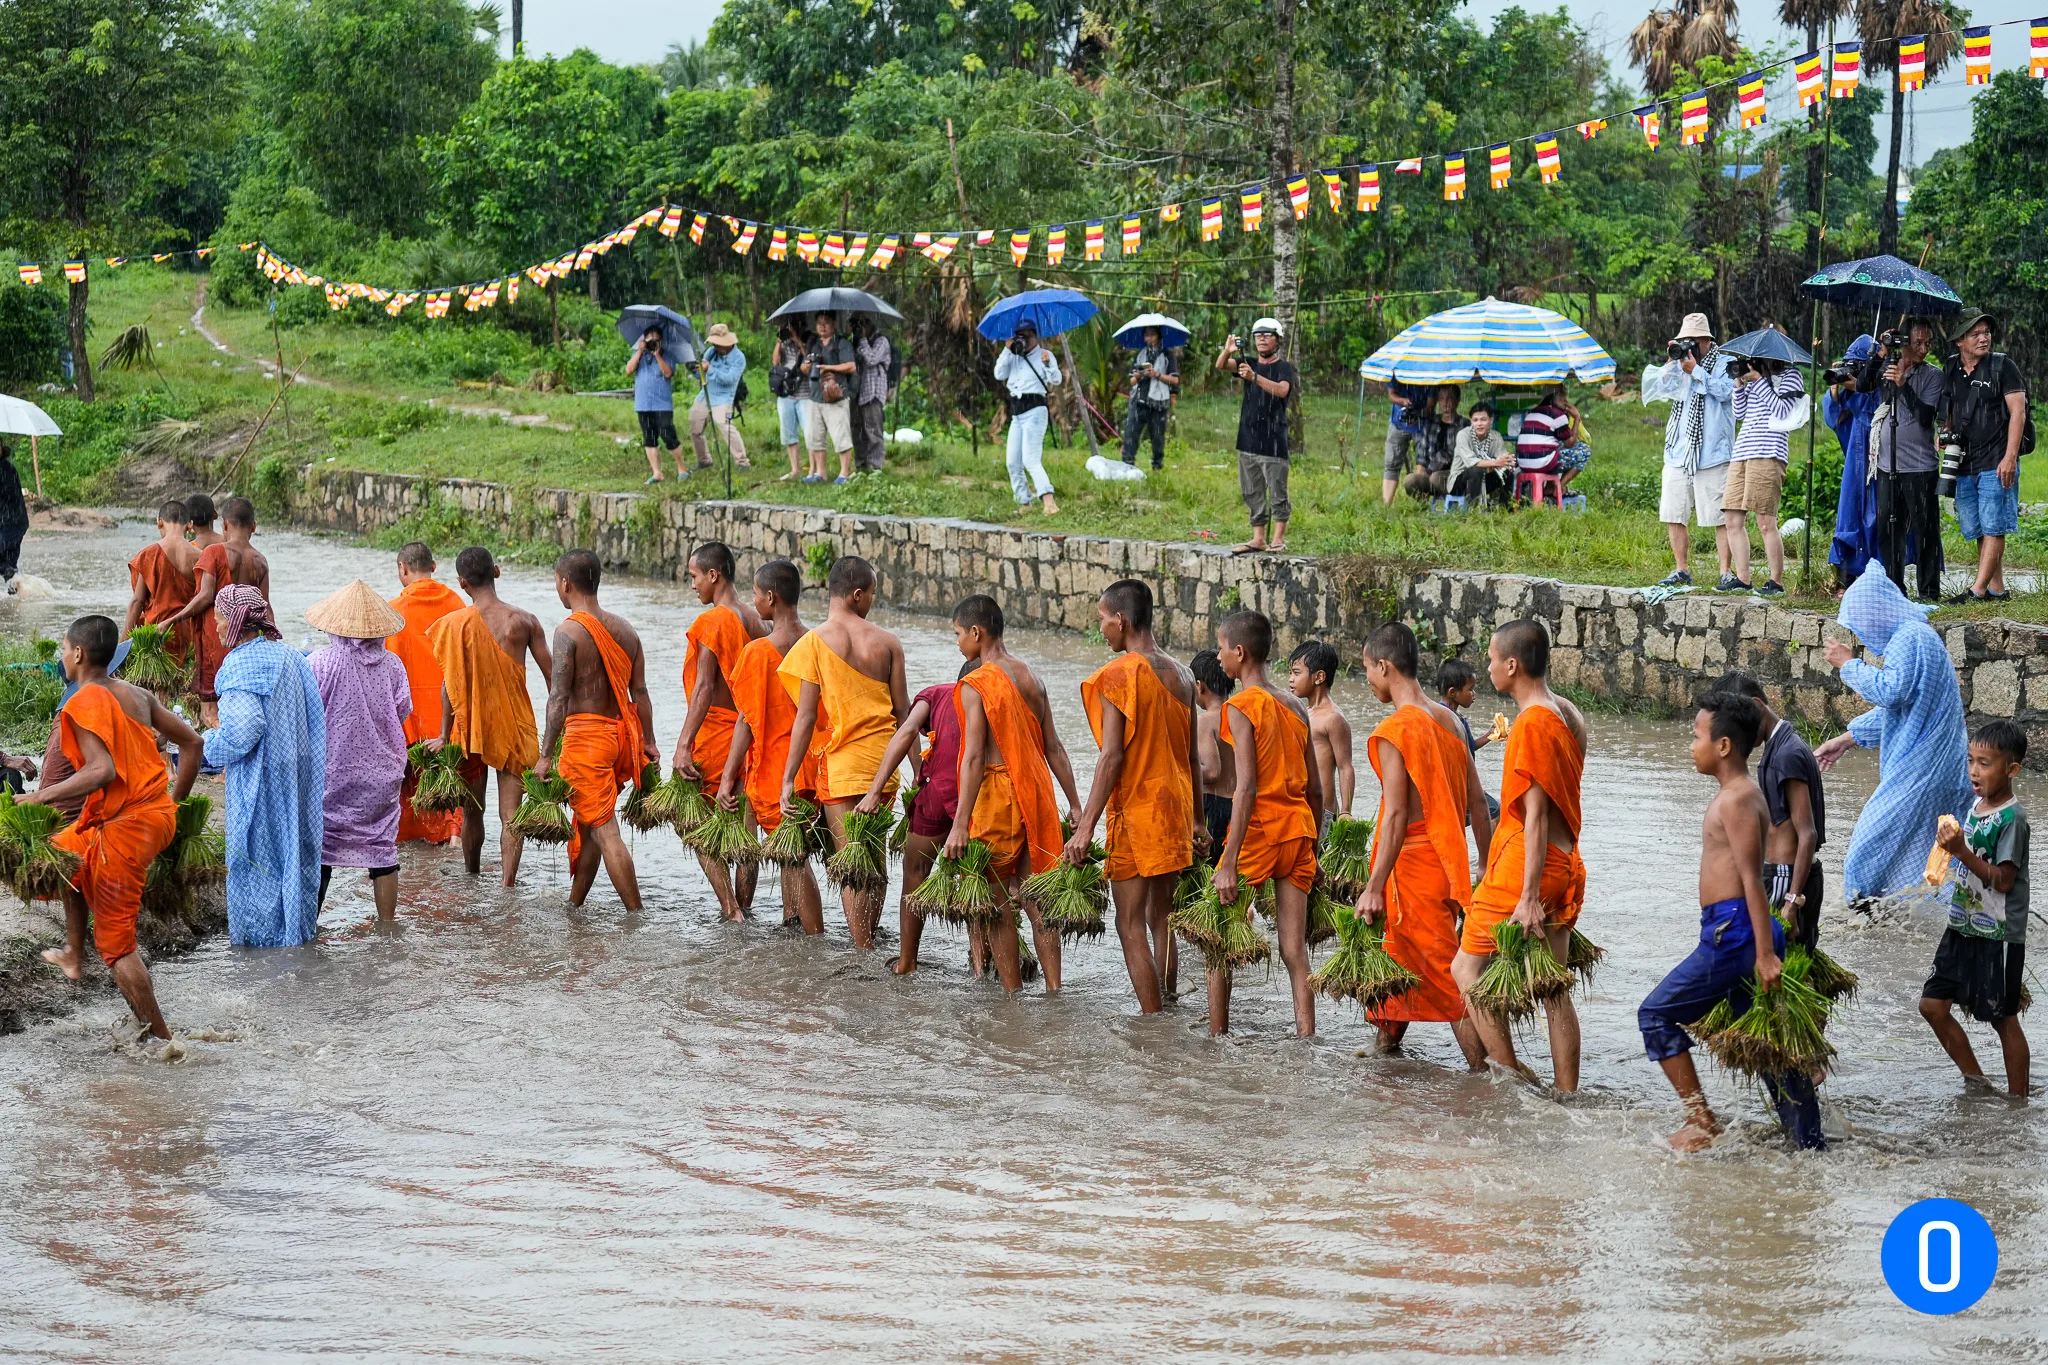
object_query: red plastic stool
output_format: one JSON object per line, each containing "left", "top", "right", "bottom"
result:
{"left": 1516, "top": 470, "right": 1563, "bottom": 508}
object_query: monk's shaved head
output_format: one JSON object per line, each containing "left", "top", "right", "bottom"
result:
{"left": 397, "top": 541, "right": 435, "bottom": 572}
{"left": 183, "top": 492, "right": 217, "bottom": 527}
{"left": 1190, "top": 649, "right": 1234, "bottom": 698}
{"left": 691, "top": 541, "right": 736, "bottom": 582}
{"left": 221, "top": 496, "right": 256, "bottom": 530}
{"left": 555, "top": 548, "right": 601, "bottom": 595}
{"left": 827, "top": 555, "right": 875, "bottom": 599}
{"left": 1100, "top": 578, "right": 1153, "bottom": 631}
{"left": 1218, "top": 610, "right": 1272, "bottom": 663}
{"left": 755, "top": 558, "right": 802, "bottom": 608}
{"left": 156, "top": 499, "right": 188, "bottom": 526}
{"left": 1493, "top": 619, "right": 1551, "bottom": 678}
{"left": 66, "top": 614, "right": 119, "bottom": 668}
{"left": 1363, "top": 622, "right": 1419, "bottom": 679}
{"left": 953, "top": 594, "right": 1004, "bottom": 638}
{"left": 454, "top": 546, "right": 497, "bottom": 588}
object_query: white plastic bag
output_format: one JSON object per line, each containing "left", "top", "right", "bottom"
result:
{"left": 1086, "top": 454, "right": 1146, "bottom": 482}
{"left": 889, "top": 427, "right": 923, "bottom": 445}
{"left": 1767, "top": 395, "right": 1812, "bottom": 433}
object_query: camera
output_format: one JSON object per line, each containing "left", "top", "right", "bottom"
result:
{"left": 1823, "top": 366, "right": 1855, "bottom": 387}
{"left": 1667, "top": 338, "right": 1701, "bottom": 362}
{"left": 1724, "top": 355, "right": 1751, "bottom": 379}
{"left": 1937, "top": 428, "right": 1963, "bottom": 499}
{"left": 1879, "top": 328, "right": 1911, "bottom": 351}
{"left": 1008, "top": 336, "right": 1031, "bottom": 355}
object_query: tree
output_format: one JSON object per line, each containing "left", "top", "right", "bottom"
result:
{"left": 1627, "top": 0, "right": 1740, "bottom": 96}
{"left": 1853, "top": 0, "right": 1962, "bottom": 256}
{"left": 658, "top": 38, "right": 731, "bottom": 93}
{"left": 0, "top": 0, "right": 231, "bottom": 401}
{"left": 1777, "top": 0, "right": 1852, "bottom": 267}
{"left": 254, "top": 0, "right": 498, "bottom": 237}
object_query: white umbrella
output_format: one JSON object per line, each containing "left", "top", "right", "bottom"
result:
{"left": 0, "top": 394, "right": 61, "bottom": 497}
{"left": 1112, "top": 313, "right": 1190, "bottom": 349}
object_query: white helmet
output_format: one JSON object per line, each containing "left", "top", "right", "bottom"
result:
{"left": 1251, "top": 316, "right": 1284, "bottom": 337}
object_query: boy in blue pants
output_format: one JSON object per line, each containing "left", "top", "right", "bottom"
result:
{"left": 1640, "top": 690, "right": 1826, "bottom": 1151}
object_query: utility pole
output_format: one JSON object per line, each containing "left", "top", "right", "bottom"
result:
{"left": 511, "top": 0, "right": 523, "bottom": 56}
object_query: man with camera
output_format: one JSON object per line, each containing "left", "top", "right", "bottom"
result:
{"left": 1216, "top": 318, "right": 1297, "bottom": 554}
{"left": 798, "top": 311, "right": 859, "bottom": 485}
{"left": 1939, "top": 308, "right": 2031, "bottom": 602}
{"left": 1121, "top": 326, "right": 1179, "bottom": 470}
{"left": 993, "top": 319, "right": 1062, "bottom": 516}
{"left": 1643, "top": 313, "right": 1736, "bottom": 588}
{"left": 1823, "top": 334, "right": 1882, "bottom": 588}
{"left": 1723, "top": 353, "right": 1806, "bottom": 595}
{"left": 1861, "top": 318, "right": 1946, "bottom": 602}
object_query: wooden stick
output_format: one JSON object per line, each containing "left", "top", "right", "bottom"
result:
{"left": 215, "top": 357, "right": 309, "bottom": 494}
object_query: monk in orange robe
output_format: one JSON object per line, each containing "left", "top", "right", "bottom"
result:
{"left": 780, "top": 555, "right": 907, "bottom": 949}
{"left": 1452, "top": 619, "right": 1588, "bottom": 1093}
{"left": 123, "top": 499, "right": 199, "bottom": 666}
{"left": 675, "top": 541, "right": 766, "bottom": 918}
{"left": 387, "top": 542, "right": 467, "bottom": 844}
{"left": 427, "top": 547, "right": 550, "bottom": 885}
{"left": 1212, "top": 609, "right": 1324, "bottom": 1037}
{"left": 34, "top": 615, "right": 202, "bottom": 1041}
{"left": 1067, "top": 579, "right": 1197, "bottom": 1013}
{"left": 717, "top": 558, "right": 824, "bottom": 932}
{"left": 537, "top": 550, "right": 654, "bottom": 910}
{"left": 948, "top": 594, "right": 1080, "bottom": 994}
{"left": 161, "top": 492, "right": 241, "bottom": 726}
{"left": 1356, "top": 622, "right": 1494, "bottom": 1069}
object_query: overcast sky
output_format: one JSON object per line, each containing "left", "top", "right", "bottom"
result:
{"left": 516, "top": 0, "right": 2035, "bottom": 169}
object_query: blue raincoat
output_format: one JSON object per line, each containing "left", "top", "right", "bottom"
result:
{"left": 204, "top": 637, "right": 327, "bottom": 946}
{"left": 1825, "top": 334, "right": 1882, "bottom": 581}
{"left": 1837, "top": 563, "right": 1972, "bottom": 900}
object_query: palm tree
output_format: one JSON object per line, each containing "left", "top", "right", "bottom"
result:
{"left": 1854, "top": 0, "right": 1963, "bottom": 255}
{"left": 1779, "top": 0, "right": 1852, "bottom": 266}
{"left": 1628, "top": 0, "right": 1742, "bottom": 96}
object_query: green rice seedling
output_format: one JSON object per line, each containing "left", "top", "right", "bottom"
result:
{"left": 1174, "top": 860, "right": 1211, "bottom": 912}
{"left": 1169, "top": 877, "right": 1271, "bottom": 974}
{"left": 918, "top": 840, "right": 998, "bottom": 925}
{"left": 1020, "top": 857, "right": 1107, "bottom": 940}
{"left": 170, "top": 793, "right": 225, "bottom": 884}
{"left": 1250, "top": 877, "right": 1278, "bottom": 923}
{"left": 826, "top": 808, "right": 895, "bottom": 892}
{"left": 1018, "top": 939, "right": 1041, "bottom": 983}
{"left": 407, "top": 741, "right": 475, "bottom": 815}
{"left": 121, "top": 623, "right": 191, "bottom": 699}
{"left": 1306, "top": 883, "right": 1342, "bottom": 947}
{"left": 1319, "top": 815, "right": 1376, "bottom": 896}
{"left": 1700, "top": 951, "right": 1836, "bottom": 1079}
{"left": 506, "top": 771, "right": 574, "bottom": 844}
{"left": 0, "top": 792, "right": 78, "bottom": 903}
{"left": 666, "top": 775, "right": 714, "bottom": 834}
{"left": 0, "top": 654, "right": 62, "bottom": 748}
{"left": 1566, "top": 927, "right": 1606, "bottom": 984}
{"left": 1801, "top": 943, "right": 1859, "bottom": 1003}
{"left": 687, "top": 796, "right": 761, "bottom": 866}
{"left": 889, "top": 784, "right": 919, "bottom": 853}
{"left": 1310, "top": 906, "right": 1419, "bottom": 1010}
{"left": 32, "top": 638, "right": 58, "bottom": 663}
{"left": 760, "top": 797, "right": 822, "bottom": 866}
{"left": 621, "top": 762, "right": 668, "bottom": 832}
{"left": 1466, "top": 921, "right": 1572, "bottom": 1023}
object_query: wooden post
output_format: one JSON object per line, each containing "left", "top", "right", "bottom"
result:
{"left": 28, "top": 434, "right": 41, "bottom": 498}
{"left": 1058, "top": 332, "right": 1101, "bottom": 462}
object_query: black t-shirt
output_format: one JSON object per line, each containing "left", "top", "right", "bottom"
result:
{"left": 1235, "top": 357, "right": 1298, "bottom": 460}
{"left": 1757, "top": 719, "right": 1826, "bottom": 849}
{"left": 1941, "top": 352, "right": 2028, "bottom": 475}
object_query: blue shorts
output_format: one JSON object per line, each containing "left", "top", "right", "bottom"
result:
{"left": 1955, "top": 468, "right": 2019, "bottom": 539}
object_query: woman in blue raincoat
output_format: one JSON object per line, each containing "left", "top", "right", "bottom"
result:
{"left": 1824, "top": 334, "right": 1882, "bottom": 588}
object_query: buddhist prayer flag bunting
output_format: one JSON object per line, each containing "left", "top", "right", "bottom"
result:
{"left": 195, "top": 248, "right": 212, "bottom": 258}
{"left": 660, "top": 206, "right": 684, "bottom": 237}
{"left": 1488, "top": 143, "right": 1511, "bottom": 189}
{"left": 719, "top": 216, "right": 739, "bottom": 236}
{"left": 822, "top": 233, "right": 846, "bottom": 266}
{"left": 1010, "top": 230, "right": 1031, "bottom": 266}
{"left": 926, "top": 233, "right": 960, "bottom": 262}
{"left": 574, "top": 245, "right": 594, "bottom": 270}
{"left": 1395, "top": 157, "right": 1423, "bottom": 174}
{"left": 481, "top": 280, "right": 499, "bottom": 307}
{"left": 975, "top": 229, "right": 995, "bottom": 247}
{"left": 1046, "top": 225, "right": 1067, "bottom": 264}
{"left": 797, "top": 230, "right": 820, "bottom": 263}
{"left": 870, "top": 234, "right": 899, "bottom": 269}
{"left": 1084, "top": 220, "right": 1105, "bottom": 261}
{"left": 1634, "top": 106, "right": 1662, "bottom": 149}
{"left": 1680, "top": 91, "right": 1710, "bottom": 145}
{"left": 1535, "top": 136, "right": 1561, "bottom": 183}
{"left": 1795, "top": 50, "right": 1825, "bottom": 105}
{"left": 1199, "top": 198, "right": 1223, "bottom": 241}
{"left": 1444, "top": 156, "right": 1466, "bottom": 201}
{"left": 689, "top": 214, "right": 707, "bottom": 245}
{"left": 105, "top": 257, "right": 125, "bottom": 268}
{"left": 1738, "top": 73, "right": 1767, "bottom": 127}
{"left": 328, "top": 283, "right": 350, "bottom": 310}
{"left": 1240, "top": 187, "right": 1264, "bottom": 232}
{"left": 424, "top": 292, "right": 449, "bottom": 318}
{"left": 1286, "top": 175, "right": 1311, "bottom": 219}
{"left": 1121, "top": 215, "right": 1141, "bottom": 255}
{"left": 1898, "top": 35, "right": 1926, "bottom": 91}
{"left": 17, "top": 264, "right": 39, "bottom": 285}
{"left": 733, "top": 222, "right": 757, "bottom": 254}
{"left": 1160, "top": 202, "right": 1180, "bottom": 223}
{"left": 911, "top": 231, "right": 931, "bottom": 256}
{"left": 385, "top": 291, "right": 416, "bottom": 317}
{"left": 237, "top": 242, "right": 256, "bottom": 251}
{"left": 843, "top": 231, "right": 867, "bottom": 267}
{"left": 1321, "top": 171, "right": 1343, "bottom": 212}
{"left": 1964, "top": 27, "right": 1992, "bottom": 83}
{"left": 152, "top": 253, "right": 171, "bottom": 262}
{"left": 504, "top": 275, "right": 519, "bottom": 304}
{"left": 1358, "top": 164, "right": 1381, "bottom": 211}
{"left": 2034, "top": 19, "right": 2048, "bottom": 78}
{"left": 62, "top": 261, "right": 85, "bottom": 284}
{"left": 1831, "top": 43, "right": 1861, "bottom": 98}
{"left": 1578, "top": 118, "right": 1607, "bottom": 139}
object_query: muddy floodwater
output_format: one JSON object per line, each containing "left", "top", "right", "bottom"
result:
{"left": 1, "top": 519, "right": 2041, "bottom": 1361}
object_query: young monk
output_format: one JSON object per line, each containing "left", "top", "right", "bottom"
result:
{"left": 220, "top": 497, "right": 271, "bottom": 599}
{"left": 124, "top": 499, "right": 199, "bottom": 664}
{"left": 948, "top": 594, "right": 1081, "bottom": 992}
{"left": 676, "top": 541, "right": 766, "bottom": 920}
{"left": 537, "top": 549, "right": 657, "bottom": 911}
{"left": 1211, "top": 610, "right": 1323, "bottom": 1036}
{"left": 1288, "top": 639, "right": 1354, "bottom": 824}
{"left": 161, "top": 492, "right": 240, "bottom": 727}
{"left": 1067, "top": 579, "right": 1197, "bottom": 1014}
{"left": 1450, "top": 619, "right": 1588, "bottom": 1092}
{"left": 34, "top": 614, "right": 203, "bottom": 1042}
{"left": 427, "top": 546, "right": 550, "bottom": 885}
{"left": 387, "top": 542, "right": 467, "bottom": 846}
{"left": 1191, "top": 649, "right": 1236, "bottom": 862}
{"left": 1355, "top": 621, "right": 1492, "bottom": 1067}
{"left": 717, "top": 558, "right": 824, "bottom": 933}
{"left": 857, "top": 659, "right": 984, "bottom": 975}
{"left": 1640, "top": 691, "right": 1825, "bottom": 1150}
{"left": 779, "top": 556, "right": 908, "bottom": 948}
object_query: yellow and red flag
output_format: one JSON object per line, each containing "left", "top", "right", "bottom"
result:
{"left": 1794, "top": 50, "right": 1825, "bottom": 106}
{"left": 1737, "top": 73, "right": 1767, "bottom": 128}
{"left": 574, "top": 245, "right": 595, "bottom": 270}
{"left": 16, "top": 263, "right": 39, "bottom": 285}
{"left": 843, "top": 231, "right": 867, "bottom": 267}
{"left": 62, "top": 260, "right": 85, "bottom": 284}
{"left": 1577, "top": 118, "right": 1607, "bottom": 140}
{"left": 924, "top": 233, "right": 960, "bottom": 262}
{"left": 327, "top": 283, "right": 351, "bottom": 311}
{"left": 2034, "top": 18, "right": 2048, "bottom": 78}
{"left": 822, "top": 233, "right": 845, "bottom": 267}
{"left": 1488, "top": 144, "right": 1512, "bottom": 189}
{"left": 1634, "top": 106, "right": 1661, "bottom": 150}
{"left": 975, "top": 229, "right": 995, "bottom": 247}
{"left": 1680, "top": 91, "right": 1710, "bottom": 145}
{"left": 105, "top": 257, "right": 126, "bottom": 268}
{"left": 1964, "top": 27, "right": 1992, "bottom": 83}
{"left": 1046, "top": 225, "right": 1067, "bottom": 265}
{"left": 1160, "top": 203, "right": 1181, "bottom": 223}
{"left": 1321, "top": 171, "right": 1343, "bottom": 212}
{"left": 1444, "top": 157, "right": 1466, "bottom": 201}
{"left": 1240, "top": 187, "right": 1264, "bottom": 232}
{"left": 1898, "top": 35, "right": 1926, "bottom": 91}
{"left": 505, "top": 275, "right": 519, "bottom": 304}
{"left": 195, "top": 247, "right": 213, "bottom": 258}
{"left": 1199, "top": 197, "right": 1223, "bottom": 241}
{"left": 660, "top": 206, "right": 684, "bottom": 237}
{"left": 1831, "top": 42, "right": 1861, "bottom": 98}
{"left": 870, "top": 234, "right": 899, "bottom": 270}
{"left": 1535, "top": 137, "right": 1561, "bottom": 183}
{"left": 1357, "top": 164, "right": 1381, "bottom": 211}
{"left": 1084, "top": 220, "right": 1105, "bottom": 261}
{"left": 152, "top": 253, "right": 171, "bottom": 262}
{"left": 1395, "top": 157, "right": 1423, "bottom": 174}
{"left": 1121, "top": 215, "right": 1141, "bottom": 255}
{"left": 1285, "top": 175, "right": 1310, "bottom": 219}
{"left": 796, "top": 230, "right": 820, "bottom": 263}
{"left": 1010, "top": 230, "right": 1031, "bottom": 266}
{"left": 689, "top": 214, "right": 707, "bottom": 245}
{"left": 385, "top": 291, "right": 416, "bottom": 317}
{"left": 733, "top": 222, "right": 758, "bottom": 255}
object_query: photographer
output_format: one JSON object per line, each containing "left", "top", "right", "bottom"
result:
{"left": 1399, "top": 384, "right": 1465, "bottom": 502}
{"left": 1120, "top": 326, "right": 1179, "bottom": 470}
{"left": 1382, "top": 379, "right": 1426, "bottom": 505}
{"left": 1642, "top": 314, "right": 1736, "bottom": 589}
{"left": 1723, "top": 355, "right": 1806, "bottom": 596}
{"left": 688, "top": 322, "right": 750, "bottom": 475}
{"left": 992, "top": 320, "right": 1061, "bottom": 516}
{"left": 1939, "top": 309, "right": 2031, "bottom": 602}
{"left": 1860, "top": 318, "right": 1945, "bottom": 602}
{"left": 852, "top": 315, "right": 894, "bottom": 475}
{"left": 1216, "top": 318, "right": 1297, "bottom": 553}
{"left": 1823, "top": 334, "right": 1882, "bottom": 587}
{"left": 770, "top": 321, "right": 821, "bottom": 483}
{"left": 626, "top": 324, "right": 680, "bottom": 484}
{"left": 798, "top": 311, "right": 858, "bottom": 485}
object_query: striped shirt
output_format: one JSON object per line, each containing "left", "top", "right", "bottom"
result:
{"left": 1515, "top": 403, "right": 1573, "bottom": 471}
{"left": 1731, "top": 369, "right": 1805, "bottom": 463}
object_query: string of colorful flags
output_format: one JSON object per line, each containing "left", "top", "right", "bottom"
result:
{"left": 14, "top": 17, "right": 2046, "bottom": 314}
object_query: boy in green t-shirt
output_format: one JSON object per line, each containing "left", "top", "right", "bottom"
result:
{"left": 1921, "top": 719, "right": 2032, "bottom": 1096}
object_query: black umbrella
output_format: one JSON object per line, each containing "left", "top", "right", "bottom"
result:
{"left": 1718, "top": 328, "right": 1813, "bottom": 366}
{"left": 1797, "top": 255, "right": 1963, "bottom": 316}
{"left": 616, "top": 304, "right": 698, "bottom": 365}
{"left": 769, "top": 287, "right": 904, "bottom": 324}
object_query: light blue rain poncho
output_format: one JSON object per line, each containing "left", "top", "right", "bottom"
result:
{"left": 202, "top": 589, "right": 327, "bottom": 947}
{"left": 1837, "top": 562, "right": 1973, "bottom": 900}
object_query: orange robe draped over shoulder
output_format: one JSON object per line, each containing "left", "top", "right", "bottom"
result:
{"left": 729, "top": 635, "right": 816, "bottom": 832}
{"left": 559, "top": 610, "right": 644, "bottom": 866}
{"left": 684, "top": 604, "right": 750, "bottom": 781}
{"left": 1082, "top": 653, "right": 1194, "bottom": 881}
{"left": 957, "top": 665, "right": 1062, "bottom": 879}
{"left": 777, "top": 632, "right": 896, "bottom": 803}
{"left": 126, "top": 543, "right": 198, "bottom": 664}
{"left": 1460, "top": 703, "right": 1586, "bottom": 956}
{"left": 1226, "top": 686, "right": 1319, "bottom": 892}
{"left": 50, "top": 684, "right": 177, "bottom": 964}
{"left": 425, "top": 606, "right": 540, "bottom": 776}
{"left": 192, "top": 542, "right": 233, "bottom": 701}
{"left": 1368, "top": 705, "right": 1475, "bottom": 1023}
{"left": 388, "top": 578, "right": 467, "bottom": 843}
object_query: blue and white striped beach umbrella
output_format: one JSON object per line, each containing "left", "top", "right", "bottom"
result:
{"left": 1358, "top": 297, "right": 1615, "bottom": 385}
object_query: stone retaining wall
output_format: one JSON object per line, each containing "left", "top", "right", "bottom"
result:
{"left": 285, "top": 466, "right": 2048, "bottom": 754}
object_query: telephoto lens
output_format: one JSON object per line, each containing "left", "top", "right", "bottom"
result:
{"left": 1937, "top": 434, "right": 1962, "bottom": 499}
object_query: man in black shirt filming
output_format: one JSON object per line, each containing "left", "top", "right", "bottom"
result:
{"left": 1215, "top": 317, "right": 1298, "bottom": 554}
{"left": 1939, "top": 309, "right": 2032, "bottom": 603}
{"left": 1859, "top": 317, "right": 1945, "bottom": 602}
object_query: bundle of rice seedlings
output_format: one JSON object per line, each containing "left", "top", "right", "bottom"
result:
{"left": 1019, "top": 857, "right": 1107, "bottom": 940}
{"left": 1698, "top": 952, "right": 1836, "bottom": 1079}
{"left": 1566, "top": 927, "right": 1606, "bottom": 984}
{"left": 906, "top": 840, "right": 998, "bottom": 925}
{"left": 1305, "top": 883, "right": 1342, "bottom": 947}
{"left": 1169, "top": 877, "right": 1271, "bottom": 974}
{"left": 407, "top": 742, "right": 475, "bottom": 815}
{"left": 1319, "top": 816, "right": 1376, "bottom": 896}
{"left": 1310, "top": 906, "right": 1420, "bottom": 1010}
{"left": 1465, "top": 921, "right": 1573, "bottom": 1023}
{"left": 144, "top": 794, "right": 224, "bottom": 918}
{"left": 1799, "top": 943, "right": 1859, "bottom": 1002}
{"left": 32, "top": 637, "right": 58, "bottom": 663}
{"left": 760, "top": 798, "right": 823, "bottom": 866}
{"left": 634, "top": 771, "right": 711, "bottom": 833}
{"left": 506, "top": 771, "right": 574, "bottom": 844}
{"left": 1174, "top": 860, "right": 1210, "bottom": 911}
{"left": 122, "top": 623, "right": 191, "bottom": 699}
{"left": 0, "top": 792, "right": 78, "bottom": 903}
{"left": 620, "top": 763, "right": 668, "bottom": 832}
{"left": 889, "top": 784, "right": 919, "bottom": 854}
{"left": 686, "top": 795, "right": 761, "bottom": 866}
{"left": 826, "top": 808, "right": 895, "bottom": 892}
{"left": 1250, "top": 877, "right": 1278, "bottom": 923}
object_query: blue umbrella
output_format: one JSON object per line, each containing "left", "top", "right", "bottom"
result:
{"left": 1719, "top": 328, "right": 1813, "bottom": 366}
{"left": 616, "top": 304, "right": 698, "bottom": 365}
{"left": 1358, "top": 297, "right": 1614, "bottom": 385}
{"left": 977, "top": 289, "right": 1098, "bottom": 341}
{"left": 1798, "top": 255, "right": 1963, "bottom": 315}
{"left": 1112, "top": 312, "right": 1190, "bottom": 350}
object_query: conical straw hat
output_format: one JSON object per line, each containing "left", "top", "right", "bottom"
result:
{"left": 305, "top": 578, "right": 405, "bottom": 639}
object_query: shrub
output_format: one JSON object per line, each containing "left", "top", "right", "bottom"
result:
{"left": 0, "top": 285, "right": 66, "bottom": 385}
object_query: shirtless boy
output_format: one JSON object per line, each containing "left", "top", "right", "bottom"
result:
{"left": 537, "top": 550, "right": 656, "bottom": 911}
{"left": 1191, "top": 649, "right": 1236, "bottom": 861}
{"left": 220, "top": 497, "right": 272, "bottom": 598}
{"left": 1288, "top": 639, "right": 1354, "bottom": 825}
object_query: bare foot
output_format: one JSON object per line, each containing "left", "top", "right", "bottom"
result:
{"left": 891, "top": 958, "right": 916, "bottom": 975}
{"left": 1375, "top": 1023, "right": 1407, "bottom": 1053}
{"left": 1041, "top": 497, "right": 1060, "bottom": 516}
{"left": 1666, "top": 1121, "right": 1720, "bottom": 1152}
{"left": 41, "top": 946, "right": 81, "bottom": 981}
{"left": 720, "top": 905, "right": 744, "bottom": 923}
